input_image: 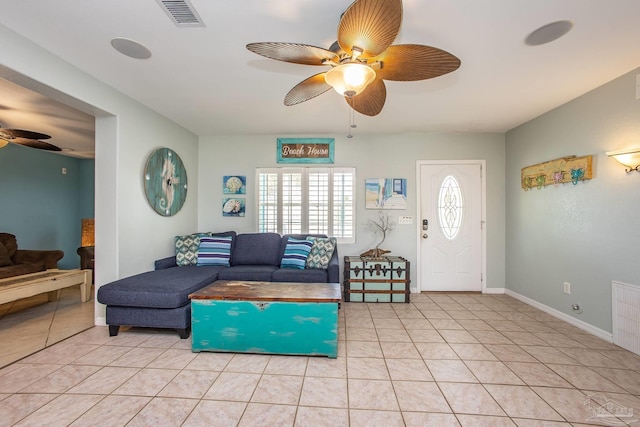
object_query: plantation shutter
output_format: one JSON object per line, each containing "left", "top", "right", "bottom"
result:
{"left": 256, "top": 168, "right": 355, "bottom": 243}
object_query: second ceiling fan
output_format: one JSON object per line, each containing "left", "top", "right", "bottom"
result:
{"left": 247, "top": 0, "right": 461, "bottom": 116}
{"left": 0, "top": 126, "right": 60, "bottom": 151}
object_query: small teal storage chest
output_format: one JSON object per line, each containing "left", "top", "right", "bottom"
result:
{"left": 343, "top": 256, "right": 411, "bottom": 303}
{"left": 190, "top": 280, "right": 341, "bottom": 358}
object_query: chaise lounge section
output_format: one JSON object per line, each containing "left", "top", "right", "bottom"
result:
{"left": 97, "top": 232, "right": 339, "bottom": 338}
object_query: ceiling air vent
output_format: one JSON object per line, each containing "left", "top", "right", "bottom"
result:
{"left": 156, "top": 0, "right": 205, "bottom": 27}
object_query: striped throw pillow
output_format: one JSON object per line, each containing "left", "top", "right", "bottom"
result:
{"left": 197, "top": 236, "right": 233, "bottom": 266}
{"left": 280, "top": 238, "right": 313, "bottom": 269}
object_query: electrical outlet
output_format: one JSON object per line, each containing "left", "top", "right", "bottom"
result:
{"left": 61, "top": 167, "right": 67, "bottom": 175}
{"left": 398, "top": 216, "right": 413, "bottom": 225}
{"left": 564, "top": 282, "right": 571, "bottom": 294}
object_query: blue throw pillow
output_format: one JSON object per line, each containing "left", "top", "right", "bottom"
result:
{"left": 197, "top": 236, "right": 233, "bottom": 266}
{"left": 280, "top": 238, "right": 313, "bottom": 269}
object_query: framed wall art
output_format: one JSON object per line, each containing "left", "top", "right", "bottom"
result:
{"left": 365, "top": 178, "right": 407, "bottom": 210}
{"left": 223, "top": 175, "right": 246, "bottom": 194}
{"left": 222, "top": 198, "right": 245, "bottom": 217}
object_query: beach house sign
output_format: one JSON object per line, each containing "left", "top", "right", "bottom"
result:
{"left": 277, "top": 138, "right": 334, "bottom": 164}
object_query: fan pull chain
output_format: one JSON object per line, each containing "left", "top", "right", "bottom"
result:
{"left": 347, "top": 95, "right": 356, "bottom": 139}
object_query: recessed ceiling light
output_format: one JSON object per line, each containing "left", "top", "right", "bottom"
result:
{"left": 111, "top": 38, "right": 152, "bottom": 59}
{"left": 525, "top": 20, "right": 574, "bottom": 46}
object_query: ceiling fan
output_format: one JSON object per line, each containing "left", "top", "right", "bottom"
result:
{"left": 0, "top": 126, "right": 61, "bottom": 151}
{"left": 246, "top": 0, "right": 461, "bottom": 117}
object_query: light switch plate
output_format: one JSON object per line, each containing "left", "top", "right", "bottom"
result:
{"left": 398, "top": 216, "right": 413, "bottom": 225}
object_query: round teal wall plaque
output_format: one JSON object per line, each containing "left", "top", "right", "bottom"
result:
{"left": 144, "top": 148, "right": 188, "bottom": 216}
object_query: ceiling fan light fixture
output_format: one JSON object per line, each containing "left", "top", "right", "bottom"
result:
{"left": 246, "top": 0, "right": 460, "bottom": 116}
{"left": 325, "top": 63, "right": 376, "bottom": 97}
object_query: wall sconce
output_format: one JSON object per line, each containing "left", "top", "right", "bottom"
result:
{"left": 606, "top": 148, "right": 640, "bottom": 173}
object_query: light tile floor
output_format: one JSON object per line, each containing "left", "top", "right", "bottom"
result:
{"left": 1, "top": 293, "right": 640, "bottom": 426}
{"left": 0, "top": 285, "right": 94, "bottom": 368}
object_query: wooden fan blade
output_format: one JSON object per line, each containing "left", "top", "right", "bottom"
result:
{"left": 0, "top": 128, "right": 51, "bottom": 140}
{"left": 284, "top": 73, "right": 332, "bottom": 106}
{"left": 374, "top": 44, "right": 461, "bottom": 81}
{"left": 345, "top": 78, "right": 386, "bottom": 116}
{"left": 247, "top": 42, "right": 338, "bottom": 66}
{"left": 338, "top": 0, "right": 402, "bottom": 58}
{"left": 12, "top": 137, "right": 61, "bottom": 151}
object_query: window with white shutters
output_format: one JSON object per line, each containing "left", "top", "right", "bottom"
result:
{"left": 332, "top": 170, "right": 354, "bottom": 240}
{"left": 308, "top": 171, "right": 329, "bottom": 234}
{"left": 282, "top": 172, "right": 302, "bottom": 234}
{"left": 256, "top": 167, "right": 355, "bottom": 243}
{"left": 258, "top": 172, "right": 278, "bottom": 233}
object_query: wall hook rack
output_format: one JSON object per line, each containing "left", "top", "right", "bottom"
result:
{"left": 521, "top": 155, "right": 593, "bottom": 190}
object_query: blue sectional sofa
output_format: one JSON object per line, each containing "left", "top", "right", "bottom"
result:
{"left": 97, "top": 232, "right": 339, "bottom": 338}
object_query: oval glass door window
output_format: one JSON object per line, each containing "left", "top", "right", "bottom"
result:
{"left": 438, "top": 175, "right": 464, "bottom": 240}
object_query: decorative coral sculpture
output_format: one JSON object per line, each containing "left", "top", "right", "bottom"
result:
{"left": 361, "top": 210, "right": 396, "bottom": 258}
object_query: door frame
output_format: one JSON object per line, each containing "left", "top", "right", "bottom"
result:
{"left": 415, "top": 160, "right": 487, "bottom": 293}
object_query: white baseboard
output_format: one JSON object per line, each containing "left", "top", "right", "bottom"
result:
{"left": 412, "top": 287, "right": 506, "bottom": 294}
{"left": 95, "top": 316, "right": 107, "bottom": 326}
{"left": 505, "top": 289, "right": 613, "bottom": 343}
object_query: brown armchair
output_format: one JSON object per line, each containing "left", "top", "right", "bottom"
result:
{"left": 77, "top": 245, "right": 94, "bottom": 283}
{"left": 0, "top": 233, "right": 64, "bottom": 280}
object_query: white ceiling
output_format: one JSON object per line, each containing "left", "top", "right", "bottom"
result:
{"left": 0, "top": 77, "right": 96, "bottom": 158}
{"left": 1, "top": 0, "right": 640, "bottom": 159}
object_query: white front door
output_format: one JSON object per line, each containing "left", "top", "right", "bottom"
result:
{"left": 418, "top": 162, "right": 483, "bottom": 292}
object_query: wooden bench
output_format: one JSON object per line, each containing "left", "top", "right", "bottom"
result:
{"left": 0, "top": 269, "right": 92, "bottom": 305}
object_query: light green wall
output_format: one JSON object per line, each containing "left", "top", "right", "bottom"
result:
{"left": 198, "top": 132, "right": 506, "bottom": 290}
{"left": 506, "top": 67, "right": 640, "bottom": 333}
{"left": 0, "top": 144, "right": 93, "bottom": 269}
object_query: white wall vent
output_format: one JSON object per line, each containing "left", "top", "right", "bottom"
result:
{"left": 156, "top": 0, "right": 205, "bottom": 27}
{"left": 612, "top": 281, "right": 640, "bottom": 356}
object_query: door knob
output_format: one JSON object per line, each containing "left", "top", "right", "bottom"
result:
{"left": 422, "top": 233, "right": 428, "bottom": 239}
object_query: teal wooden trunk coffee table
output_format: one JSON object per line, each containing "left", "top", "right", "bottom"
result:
{"left": 189, "top": 280, "right": 341, "bottom": 358}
